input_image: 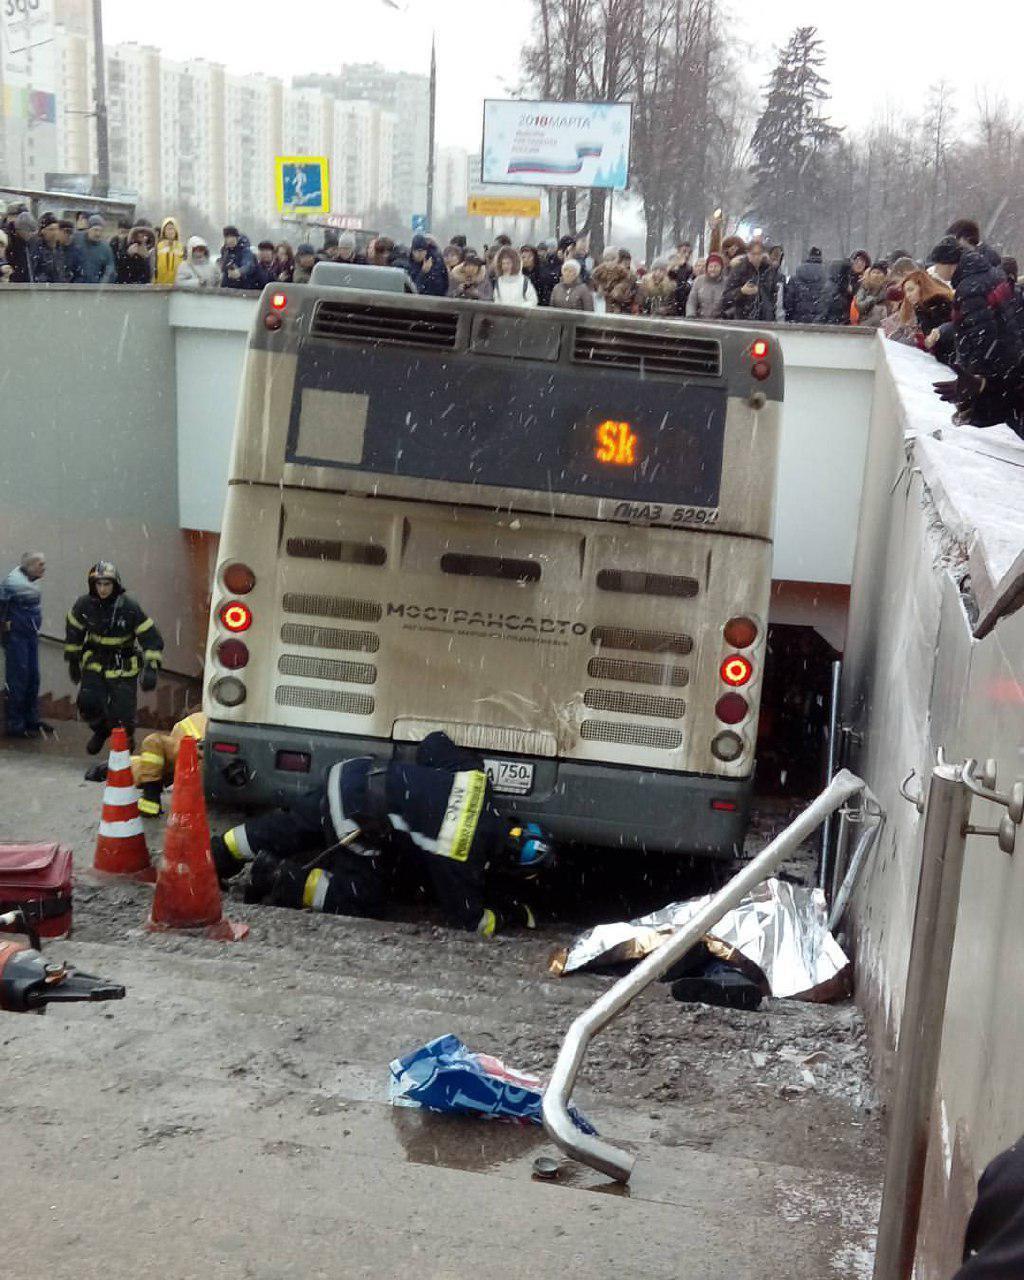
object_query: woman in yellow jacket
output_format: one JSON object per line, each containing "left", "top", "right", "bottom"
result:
{"left": 154, "top": 216, "right": 185, "bottom": 285}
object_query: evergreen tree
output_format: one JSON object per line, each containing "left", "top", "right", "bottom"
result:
{"left": 748, "top": 26, "right": 841, "bottom": 253}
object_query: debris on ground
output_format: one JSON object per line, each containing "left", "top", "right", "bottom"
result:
{"left": 388, "top": 1032, "right": 596, "bottom": 1132}
{"left": 550, "top": 877, "right": 850, "bottom": 1001}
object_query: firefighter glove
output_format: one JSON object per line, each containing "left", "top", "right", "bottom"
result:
{"left": 68, "top": 658, "right": 81, "bottom": 684}
{"left": 140, "top": 665, "right": 158, "bottom": 692}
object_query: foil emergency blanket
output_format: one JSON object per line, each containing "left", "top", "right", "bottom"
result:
{"left": 552, "top": 878, "right": 850, "bottom": 1000}
{"left": 388, "top": 1033, "right": 597, "bottom": 1133}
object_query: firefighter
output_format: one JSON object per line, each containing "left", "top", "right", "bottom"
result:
{"left": 211, "top": 732, "right": 554, "bottom": 936}
{"left": 64, "top": 562, "right": 164, "bottom": 761}
{"left": 130, "top": 708, "right": 206, "bottom": 816}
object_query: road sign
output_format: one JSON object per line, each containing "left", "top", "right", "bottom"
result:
{"left": 467, "top": 195, "right": 542, "bottom": 219}
{"left": 411, "top": 213, "right": 428, "bottom": 233}
{"left": 275, "top": 155, "right": 330, "bottom": 216}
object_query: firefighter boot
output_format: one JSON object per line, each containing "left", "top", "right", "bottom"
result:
{"left": 138, "top": 782, "right": 163, "bottom": 818}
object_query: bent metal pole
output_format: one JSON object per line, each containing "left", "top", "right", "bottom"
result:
{"left": 542, "top": 768, "right": 868, "bottom": 1182}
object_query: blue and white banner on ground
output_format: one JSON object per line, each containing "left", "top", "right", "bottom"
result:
{"left": 482, "top": 99, "right": 631, "bottom": 190}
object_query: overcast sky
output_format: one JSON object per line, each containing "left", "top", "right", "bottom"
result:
{"left": 104, "top": 0, "right": 1024, "bottom": 152}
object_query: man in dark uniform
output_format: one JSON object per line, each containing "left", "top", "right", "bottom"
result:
{"left": 64, "top": 562, "right": 164, "bottom": 760}
{"left": 212, "top": 732, "right": 553, "bottom": 937}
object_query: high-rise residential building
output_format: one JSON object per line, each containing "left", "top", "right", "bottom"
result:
{"left": 106, "top": 43, "right": 162, "bottom": 203}
{"left": 437, "top": 146, "right": 469, "bottom": 218}
{"left": 331, "top": 99, "right": 395, "bottom": 218}
{"left": 295, "top": 64, "right": 429, "bottom": 218}
{"left": 53, "top": 0, "right": 94, "bottom": 175}
{"left": 224, "top": 73, "right": 282, "bottom": 227}
{"left": 161, "top": 59, "right": 227, "bottom": 225}
{"left": 283, "top": 87, "right": 334, "bottom": 159}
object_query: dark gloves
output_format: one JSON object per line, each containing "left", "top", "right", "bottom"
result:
{"left": 68, "top": 659, "right": 81, "bottom": 684}
{"left": 140, "top": 664, "right": 158, "bottom": 692}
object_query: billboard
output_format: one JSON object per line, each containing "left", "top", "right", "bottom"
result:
{"left": 275, "top": 155, "right": 330, "bottom": 215}
{"left": 482, "top": 100, "right": 631, "bottom": 190}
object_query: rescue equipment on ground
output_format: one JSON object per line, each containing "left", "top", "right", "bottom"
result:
{"left": 0, "top": 909, "right": 124, "bottom": 1012}
{"left": 0, "top": 843, "right": 73, "bottom": 938}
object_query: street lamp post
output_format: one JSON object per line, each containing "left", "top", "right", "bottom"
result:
{"left": 91, "top": 0, "right": 110, "bottom": 197}
{"left": 426, "top": 32, "right": 436, "bottom": 230}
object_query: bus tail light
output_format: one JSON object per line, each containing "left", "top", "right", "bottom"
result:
{"left": 711, "top": 799, "right": 738, "bottom": 812}
{"left": 752, "top": 361, "right": 771, "bottom": 381}
{"left": 723, "top": 616, "right": 758, "bottom": 648}
{"left": 715, "top": 692, "right": 748, "bottom": 724}
{"left": 720, "top": 654, "right": 753, "bottom": 687}
{"left": 212, "top": 741, "right": 239, "bottom": 754}
{"left": 222, "top": 563, "right": 256, "bottom": 594}
{"left": 271, "top": 291, "right": 288, "bottom": 310}
{"left": 220, "top": 600, "right": 252, "bottom": 633}
{"left": 211, "top": 676, "right": 246, "bottom": 707}
{"left": 216, "top": 638, "right": 249, "bottom": 669}
{"left": 751, "top": 339, "right": 769, "bottom": 359}
{"left": 751, "top": 338, "right": 770, "bottom": 381}
{"left": 275, "top": 750, "right": 311, "bottom": 773}
{"left": 264, "top": 312, "right": 283, "bottom": 331}
{"left": 711, "top": 731, "right": 744, "bottom": 762}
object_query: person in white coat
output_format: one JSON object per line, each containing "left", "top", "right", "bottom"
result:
{"left": 492, "top": 246, "right": 538, "bottom": 307}
{"left": 175, "top": 236, "right": 220, "bottom": 290}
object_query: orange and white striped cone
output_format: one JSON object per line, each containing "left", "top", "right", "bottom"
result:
{"left": 93, "top": 725, "right": 156, "bottom": 882}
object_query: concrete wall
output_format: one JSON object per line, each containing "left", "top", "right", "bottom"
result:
{"left": 842, "top": 341, "right": 1024, "bottom": 1277}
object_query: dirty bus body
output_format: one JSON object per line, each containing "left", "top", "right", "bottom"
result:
{"left": 204, "top": 284, "right": 783, "bottom": 856}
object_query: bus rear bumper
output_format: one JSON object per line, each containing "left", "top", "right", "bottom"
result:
{"left": 203, "top": 721, "right": 752, "bottom": 859}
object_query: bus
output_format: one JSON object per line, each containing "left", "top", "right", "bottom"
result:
{"left": 203, "top": 276, "right": 783, "bottom": 857}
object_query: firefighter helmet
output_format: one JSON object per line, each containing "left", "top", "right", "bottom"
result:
{"left": 88, "top": 561, "right": 123, "bottom": 595}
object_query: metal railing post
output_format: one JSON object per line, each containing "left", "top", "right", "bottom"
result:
{"left": 542, "top": 769, "right": 868, "bottom": 1182}
{"left": 871, "top": 764, "right": 972, "bottom": 1280}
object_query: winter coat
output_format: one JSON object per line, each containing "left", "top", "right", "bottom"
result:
{"left": 670, "top": 262, "right": 694, "bottom": 315}
{"left": 946, "top": 247, "right": 1023, "bottom": 379}
{"left": 0, "top": 566, "right": 42, "bottom": 642}
{"left": 550, "top": 279, "right": 594, "bottom": 310}
{"left": 685, "top": 273, "right": 726, "bottom": 319}
{"left": 820, "top": 261, "right": 854, "bottom": 325}
{"left": 154, "top": 217, "right": 186, "bottom": 284}
{"left": 220, "top": 235, "right": 260, "bottom": 290}
{"left": 534, "top": 252, "right": 561, "bottom": 306}
{"left": 447, "top": 263, "right": 493, "bottom": 301}
{"left": 853, "top": 284, "right": 887, "bottom": 328}
{"left": 69, "top": 236, "right": 116, "bottom": 284}
{"left": 118, "top": 227, "right": 156, "bottom": 284}
{"left": 592, "top": 262, "right": 638, "bottom": 315}
{"left": 7, "top": 231, "right": 33, "bottom": 282}
{"left": 493, "top": 273, "right": 538, "bottom": 307}
{"left": 65, "top": 585, "right": 163, "bottom": 681}
{"left": 722, "top": 257, "right": 778, "bottom": 322}
{"left": 784, "top": 257, "right": 827, "bottom": 323}
{"left": 640, "top": 276, "right": 677, "bottom": 318}
{"left": 409, "top": 241, "right": 449, "bottom": 297}
{"left": 175, "top": 237, "right": 220, "bottom": 290}
{"left": 29, "top": 236, "right": 70, "bottom": 283}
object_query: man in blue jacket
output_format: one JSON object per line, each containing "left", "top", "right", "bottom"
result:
{"left": 220, "top": 226, "right": 260, "bottom": 290}
{"left": 69, "top": 215, "right": 116, "bottom": 284}
{"left": 409, "top": 233, "right": 449, "bottom": 296}
{"left": 1, "top": 552, "right": 49, "bottom": 738}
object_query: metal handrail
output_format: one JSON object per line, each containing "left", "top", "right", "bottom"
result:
{"left": 541, "top": 769, "right": 869, "bottom": 1182}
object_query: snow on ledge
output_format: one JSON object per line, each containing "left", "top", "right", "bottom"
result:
{"left": 880, "top": 337, "right": 1024, "bottom": 636}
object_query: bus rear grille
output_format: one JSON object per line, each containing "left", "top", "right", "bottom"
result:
{"left": 581, "top": 720, "right": 682, "bottom": 750}
{"left": 275, "top": 685, "right": 375, "bottom": 716}
{"left": 583, "top": 689, "right": 685, "bottom": 719}
{"left": 596, "top": 570, "right": 699, "bottom": 599}
{"left": 286, "top": 537, "right": 387, "bottom": 566}
{"left": 591, "top": 625, "right": 693, "bottom": 655}
{"left": 280, "top": 623, "right": 380, "bottom": 653}
{"left": 312, "top": 301, "right": 459, "bottom": 350}
{"left": 282, "top": 592, "right": 382, "bottom": 623}
{"left": 587, "top": 657, "right": 689, "bottom": 687}
{"left": 278, "top": 654, "right": 377, "bottom": 685}
{"left": 573, "top": 326, "right": 721, "bottom": 377}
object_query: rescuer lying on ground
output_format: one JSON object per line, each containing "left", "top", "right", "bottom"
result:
{"left": 85, "top": 708, "right": 206, "bottom": 816}
{"left": 210, "top": 732, "right": 554, "bottom": 937}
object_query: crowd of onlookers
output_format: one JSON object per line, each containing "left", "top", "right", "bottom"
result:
{"left": 4, "top": 200, "right": 1022, "bottom": 435}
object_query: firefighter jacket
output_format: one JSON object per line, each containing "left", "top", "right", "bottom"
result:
{"left": 132, "top": 711, "right": 206, "bottom": 785}
{"left": 64, "top": 593, "right": 164, "bottom": 679}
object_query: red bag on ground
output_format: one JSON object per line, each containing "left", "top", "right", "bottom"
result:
{"left": 0, "top": 843, "right": 73, "bottom": 938}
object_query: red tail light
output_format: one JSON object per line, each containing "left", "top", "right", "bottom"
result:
{"left": 720, "top": 654, "right": 753, "bottom": 687}
{"left": 220, "top": 601, "right": 252, "bottom": 633}
{"left": 751, "top": 339, "right": 769, "bottom": 359}
{"left": 216, "top": 638, "right": 249, "bottom": 669}
{"left": 222, "top": 563, "right": 256, "bottom": 594}
{"left": 711, "top": 799, "right": 738, "bottom": 812}
{"left": 275, "top": 750, "right": 312, "bottom": 773}
{"left": 271, "top": 291, "right": 287, "bottom": 310}
{"left": 715, "top": 692, "right": 749, "bottom": 724}
{"left": 212, "top": 741, "right": 239, "bottom": 754}
{"left": 752, "top": 360, "right": 771, "bottom": 381}
{"left": 723, "top": 616, "right": 758, "bottom": 648}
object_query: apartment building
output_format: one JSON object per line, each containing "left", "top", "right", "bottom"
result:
{"left": 159, "top": 59, "right": 227, "bottom": 226}
{"left": 106, "top": 43, "right": 162, "bottom": 203}
{"left": 224, "top": 73, "right": 282, "bottom": 226}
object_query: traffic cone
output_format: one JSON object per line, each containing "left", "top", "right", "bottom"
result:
{"left": 148, "top": 736, "right": 248, "bottom": 941}
{"left": 94, "top": 725, "right": 156, "bottom": 881}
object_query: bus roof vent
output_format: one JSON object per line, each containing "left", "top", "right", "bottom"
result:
{"left": 312, "top": 300, "right": 459, "bottom": 351}
{"left": 572, "top": 325, "right": 721, "bottom": 378}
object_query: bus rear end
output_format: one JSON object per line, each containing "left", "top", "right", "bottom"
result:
{"left": 204, "top": 287, "right": 783, "bottom": 857}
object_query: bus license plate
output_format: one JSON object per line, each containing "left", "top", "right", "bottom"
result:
{"left": 484, "top": 758, "right": 534, "bottom": 796}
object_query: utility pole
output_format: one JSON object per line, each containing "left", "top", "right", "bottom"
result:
{"left": 91, "top": 0, "right": 110, "bottom": 197}
{"left": 426, "top": 32, "right": 436, "bottom": 229}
